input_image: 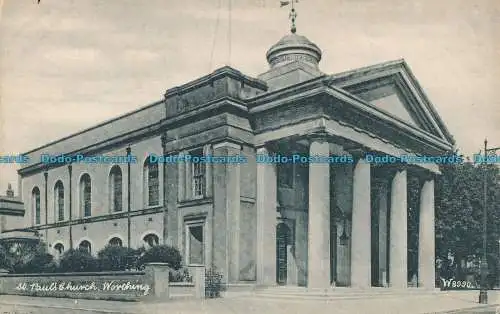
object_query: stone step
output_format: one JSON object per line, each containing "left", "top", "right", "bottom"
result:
{"left": 252, "top": 287, "right": 443, "bottom": 299}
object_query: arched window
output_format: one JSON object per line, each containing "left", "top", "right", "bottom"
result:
{"left": 109, "top": 237, "right": 123, "bottom": 247}
{"left": 78, "top": 240, "right": 91, "bottom": 254}
{"left": 143, "top": 234, "right": 159, "bottom": 248}
{"left": 32, "top": 187, "right": 41, "bottom": 225}
{"left": 80, "top": 174, "right": 92, "bottom": 217}
{"left": 54, "top": 243, "right": 64, "bottom": 256}
{"left": 54, "top": 181, "right": 65, "bottom": 221}
{"left": 143, "top": 159, "right": 159, "bottom": 207}
{"left": 109, "top": 166, "right": 123, "bottom": 212}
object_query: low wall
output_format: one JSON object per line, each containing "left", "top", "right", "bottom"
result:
{"left": 0, "top": 271, "right": 147, "bottom": 301}
{"left": 0, "top": 264, "right": 206, "bottom": 302}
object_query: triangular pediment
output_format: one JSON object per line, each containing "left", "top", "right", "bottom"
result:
{"left": 355, "top": 84, "right": 420, "bottom": 128}
{"left": 327, "top": 59, "right": 454, "bottom": 145}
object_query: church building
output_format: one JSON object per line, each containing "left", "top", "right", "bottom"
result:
{"left": 11, "top": 24, "right": 454, "bottom": 290}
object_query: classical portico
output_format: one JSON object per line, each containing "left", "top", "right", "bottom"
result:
{"left": 255, "top": 135, "right": 441, "bottom": 290}
{"left": 253, "top": 27, "right": 454, "bottom": 290}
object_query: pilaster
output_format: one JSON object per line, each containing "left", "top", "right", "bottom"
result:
{"left": 212, "top": 141, "right": 241, "bottom": 283}
{"left": 166, "top": 151, "right": 180, "bottom": 247}
{"left": 256, "top": 145, "right": 277, "bottom": 285}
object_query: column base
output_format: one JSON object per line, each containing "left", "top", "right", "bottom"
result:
{"left": 479, "top": 289, "right": 488, "bottom": 304}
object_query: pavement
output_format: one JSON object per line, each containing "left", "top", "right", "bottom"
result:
{"left": 1, "top": 291, "right": 500, "bottom": 314}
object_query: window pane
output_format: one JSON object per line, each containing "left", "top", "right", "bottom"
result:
{"left": 144, "top": 234, "right": 159, "bottom": 247}
{"left": 113, "top": 171, "right": 122, "bottom": 212}
{"left": 58, "top": 185, "right": 64, "bottom": 221}
{"left": 148, "top": 163, "right": 159, "bottom": 206}
{"left": 189, "top": 225, "right": 204, "bottom": 264}
{"left": 82, "top": 177, "right": 91, "bottom": 217}
{"left": 34, "top": 190, "right": 40, "bottom": 225}
{"left": 192, "top": 159, "right": 206, "bottom": 197}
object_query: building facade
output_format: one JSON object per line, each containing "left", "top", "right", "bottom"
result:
{"left": 13, "top": 31, "right": 455, "bottom": 289}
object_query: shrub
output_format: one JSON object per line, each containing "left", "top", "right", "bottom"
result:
{"left": 138, "top": 245, "right": 182, "bottom": 270}
{"left": 205, "top": 268, "right": 224, "bottom": 298}
{"left": 169, "top": 267, "right": 193, "bottom": 282}
{"left": 0, "top": 245, "right": 11, "bottom": 272}
{"left": 59, "top": 248, "right": 100, "bottom": 272}
{"left": 10, "top": 242, "right": 54, "bottom": 274}
{"left": 97, "top": 245, "right": 137, "bottom": 271}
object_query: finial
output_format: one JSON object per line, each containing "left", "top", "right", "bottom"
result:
{"left": 280, "top": 0, "right": 299, "bottom": 34}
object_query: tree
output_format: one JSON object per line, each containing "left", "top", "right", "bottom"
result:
{"left": 435, "top": 159, "right": 499, "bottom": 281}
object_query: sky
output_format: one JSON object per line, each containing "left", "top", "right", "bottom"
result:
{"left": 0, "top": 0, "right": 499, "bottom": 195}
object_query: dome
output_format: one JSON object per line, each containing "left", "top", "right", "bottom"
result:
{"left": 266, "top": 33, "right": 322, "bottom": 69}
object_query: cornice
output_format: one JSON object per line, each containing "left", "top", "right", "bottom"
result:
{"left": 247, "top": 75, "right": 326, "bottom": 109}
{"left": 322, "top": 86, "right": 453, "bottom": 152}
{"left": 29, "top": 206, "right": 163, "bottom": 230}
{"left": 398, "top": 62, "right": 455, "bottom": 145}
{"left": 165, "top": 66, "right": 267, "bottom": 97}
{"left": 161, "top": 97, "right": 249, "bottom": 129}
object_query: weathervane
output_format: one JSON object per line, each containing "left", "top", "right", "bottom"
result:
{"left": 280, "top": 0, "right": 299, "bottom": 34}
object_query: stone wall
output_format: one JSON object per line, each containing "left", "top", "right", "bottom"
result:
{"left": 0, "top": 264, "right": 205, "bottom": 302}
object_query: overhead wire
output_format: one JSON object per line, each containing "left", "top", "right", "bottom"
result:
{"left": 208, "top": 0, "right": 222, "bottom": 72}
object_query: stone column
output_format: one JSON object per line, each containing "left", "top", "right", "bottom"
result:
{"left": 350, "top": 152, "right": 371, "bottom": 288}
{"left": 307, "top": 138, "right": 330, "bottom": 289}
{"left": 389, "top": 167, "right": 408, "bottom": 289}
{"left": 418, "top": 177, "right": 435, "bottom": 289}
{"left": 212, "top": 142, "right": 241, "bottom": 284}
{"left": 377, "top": 180, "right": 389, "bottom": 287}
{"left": 256, "top": 146, "right": 277, "bottom": 285}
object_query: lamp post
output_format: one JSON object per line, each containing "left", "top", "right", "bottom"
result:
{"left": 479, "top": 139, "right": 500, "bottom": 304}
{"left": 498, "top": 240, "right": 500, "bottom": 289}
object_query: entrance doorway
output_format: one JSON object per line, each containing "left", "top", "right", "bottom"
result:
{"left": 276, "top": 222, "right": 291, "bottom": 285}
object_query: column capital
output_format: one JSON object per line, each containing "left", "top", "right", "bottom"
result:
{"left": 213, "top": 141, "right": 241, "bottom": 151}
{"left": 126, "top": 146, "right": 131, "bottom": 154}
{"left": 413, "top": 167, "right": 437, "bottom": 184}
{"left": 43, "top": 171, "right": 48, "bottom": 180}
{"left": 67, "top": 164, "right": 73, "bottom": 173}
{"left": 257, "top": 142, "right": 280, "bottom": 155}
{"left": 305, "top": 131, "right": 329, "bottom": 144}
{"left": 347, "top": 148, "right": 365, "bottom": 161}
{"left": 344, "top": 144, "right": 372, "bottom": 160}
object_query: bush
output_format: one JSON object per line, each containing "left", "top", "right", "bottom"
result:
{"left": 59, "top": 248, "right": 100, "bottom": 272}
{"left": 0, "top": 245, "right": 11, "bottom": 272}
{"left": 10, "top": 242, "right": 54, "bottom": 274}
{"left": 138, "top": 245, "right": 182, "bottom": 270}
{"left": 169, "top": 267, "right": 193, "bottom": 282}
{"left": 205, "top": 268, "right": 224, "bottom": 298}
{"left": 97, "top": 245, "right": 137, "bottom": 271}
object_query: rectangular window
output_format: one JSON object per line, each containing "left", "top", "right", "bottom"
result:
{"left": 191, "top": 149, "right": 206, "bottom": 198}
{"left": 113, "top": 174, "right": 122, "bottom": 212}
{"left": 148, "top": 163, "right": 159, "bottom": 206}
{"left": 57, "top": 188, "right": 64, "bottom": 221}
{"left": 278, "top": 163, "right": 294, "bottom": 188}
{"left": 187, "top": 224, "right": 204, "bottom": 265}
{"left": 83, "top": 183, "right": 91, "bottom": 217}
{"left": 35, "top": 193, "right": 41, "bottom": 225}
